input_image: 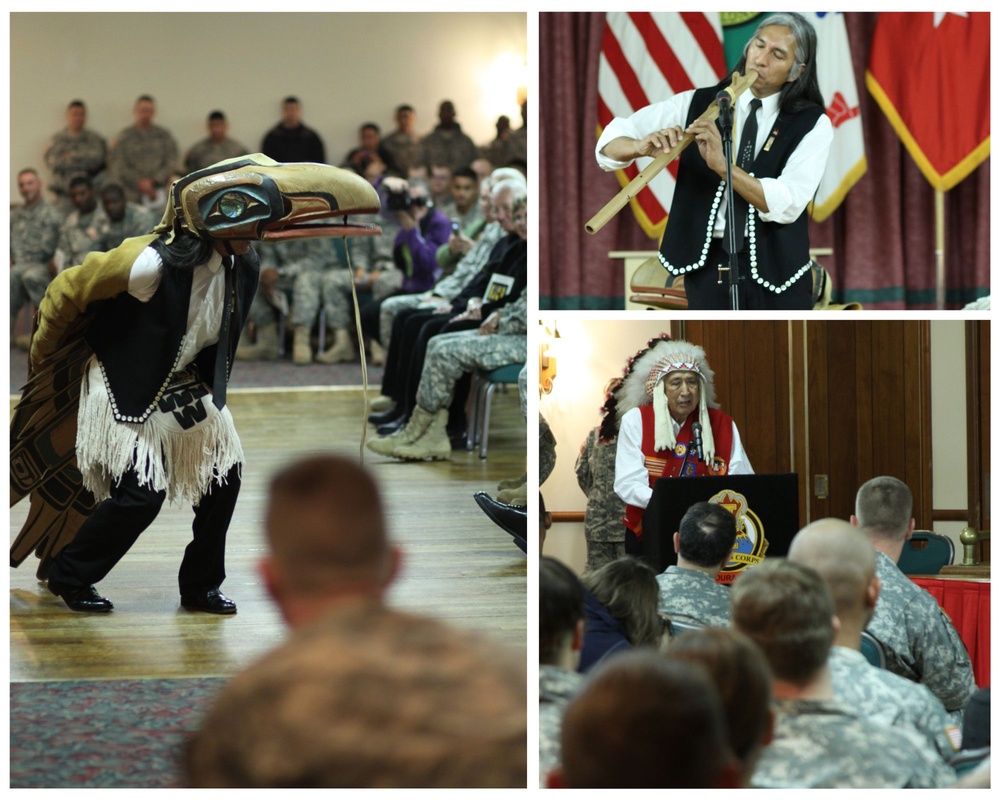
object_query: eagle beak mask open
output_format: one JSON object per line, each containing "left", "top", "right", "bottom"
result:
{"left": 154, "top": 153, "right": 382, "bottom": 242}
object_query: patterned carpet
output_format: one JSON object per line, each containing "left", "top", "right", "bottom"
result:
{"left": 9, "top": 345, "right": 382, "bottom": 395}
{"left": 9, "top": 677, "right": 227, "bottom": 788}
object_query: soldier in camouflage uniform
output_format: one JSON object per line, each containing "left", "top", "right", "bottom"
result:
{"left": 184, "top": 111, "right": 249, "bottom": 173}
{"left": 788, "top": 519, "right": 959, "bottom": 761}
{"left": 108, "top": 95, "right": 179, "bottom": 205}
{"left": 375, "top": 291, "right": 526, "bottom": 461}
{"left": 95, "top": 184, "right": 157, "bottom": 251}
{"left": 381, "top": 104, "right": 423, "bottom": 178}
{"left": 656, "top": 502, "right": 735, "bottom": 625}
{"left": 236, "top": 237, "right": 335, "bottom": 363}
{"left": 851, "top": 476, "right": 976, "bottom": 715}
{"left": 732, "top": 559, "right": 954, "bottom": 789}
{"left": 575, "top": 425, "right": 625, "bottom": 573}
{"left": 185, "top": 455, "right": 526, "bottom": 788}
{"left": 539, "top": 557, "right": 586, "bottom": 787}
{"left": 56, "top": 176, "right": 106, "bottom": 270}
{"left": 44, "top": 100, "right": 108, "bottom": 215}
{"left": 11, "top": 168, "right": 62, "bottom": 346}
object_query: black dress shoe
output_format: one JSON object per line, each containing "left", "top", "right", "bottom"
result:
{"left": 48, "top": 581, "right": 114, "bottom": 613}
{"left": 180, "top": 588, "right": 237, "bottom": 615}
{"left": 368, "top": 407, "right": 400, "bottom": 425}
{"left": 377, "top": 415, "right": 408, "bottom": 436}
{"left": 473, "top": 492, "right": 527, "bottom": 541}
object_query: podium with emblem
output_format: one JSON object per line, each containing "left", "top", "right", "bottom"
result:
{"left": 641, "top": 474, "right": 800, "bottom": 584}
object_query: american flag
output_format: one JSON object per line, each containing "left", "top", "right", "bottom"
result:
{"left": 597, "top": 12, "right": 727, "bottom": 238}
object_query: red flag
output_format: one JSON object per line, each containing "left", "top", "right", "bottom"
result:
{"left": 866, "top": 12, "right": 990, "bottom": 190}
{"left": 597, "top": 13, "right": 727, "bottom": 238}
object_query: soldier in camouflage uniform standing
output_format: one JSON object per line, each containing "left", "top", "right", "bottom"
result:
{"left": 94, "top": 184, "right": 157, "bottom": 251}
{"left": 108, "top": 95, "right": 179, "bottom": 206}
{"left": 539, "top": 557, "right": 586, "bottom": 787}
{"left": 732, "top": 559, "right": 955, "bottom": 788}
{"left": 235, "top": 237, "right": 334, "bottom": 363}
{"left": 851, "top": 476, "right": 976, "bottom": 717}
{"left": 56, "top": 176, "right": 107, "bottom": 271}
{"left": 655, "top": 501, "right": 735, "bottom": 626}
{"left": 184, "top": 111, "right": 249, "bottom": 173}
{"left": 44, "top": 99, "right": 107, "bottom": 215}
{"left": 789, "top": 519, "right": 960, "bottom": 762}
{"left": 11, "top": 168, "right": 62, "bottom": 348}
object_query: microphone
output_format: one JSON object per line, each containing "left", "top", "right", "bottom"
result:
{"left": 691, "top": 422, "right": 704, "bottom": 462}
{"left": 716, "top": 90, "right": 733, "bottom": 131}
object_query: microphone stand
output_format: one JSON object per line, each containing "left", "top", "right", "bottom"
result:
{"left": 717, "top": 99, "right": 741, "bottom": 311}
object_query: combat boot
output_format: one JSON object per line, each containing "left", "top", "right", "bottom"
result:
{"left": 497, "top": 472, "right": 527, "bottom": 492}
{"left": 498, "top": 482, "right": 528, "bottom": 506}
{"left": 315, "top": 327, "right": 355, "bottom": 364}
{"left": 369, "top": 394, "right": 395, "bottom": 413}
{"left": 292, "top": 325, "right": 313, "bottom": 365}
{"left": 391, "top": 408, "right": 451, "bottom": 461}
{"left": 234, "top": 323, "right": 280, "bottom": 361}
{"left": 368, "top": 338, "right": 387, "bottom": 366}
{"left": 366, "top": 411, "right": 426, "bottom": 456}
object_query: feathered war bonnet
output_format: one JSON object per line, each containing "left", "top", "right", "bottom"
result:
{"left": 609, "top": 338, "right": 717, "bottom": 460}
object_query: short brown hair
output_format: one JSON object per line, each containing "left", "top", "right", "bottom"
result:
{"left": 730, "top": 559, "right": 835, "bottom": 685}
{"left": 855, "top": 476, "right": 912, "bottom": 541}
{"left": 265, "top": 454, "right": 389, "bottom": 591}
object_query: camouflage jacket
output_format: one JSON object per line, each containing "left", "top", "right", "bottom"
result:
{"left": 44, "top": 127, "right": 108, "bottom": 193}
{"left": 539, "top": 664, "right": 585, "bottom": 787}
{"left": 539, "top": 414, "right": 556, "bottom": 485}
{"left": 829, "top": 645, "right": 958, "bottom": 761}
{"left": 58, "top": 205, "right": 107, "bottom": 269}
{"left": 11, "top": 200, "right": 62, "bottom": 265}
{"left": 575, "top": 427, "right": 625, "bottom": 544}
{"left": 258, "top": 237, "right": 333, "bottom": 277}
{"left": 109, "top": 124, "right": 179, "bottom": 200}
{"left": 95, "top": 204, "right": 157, "bottom": 252}
{"left": 655, "top": 565, "right": 730, "bottom": 627}
{"left": 866, "top": 551, "right": 976, "bottom": 711}
{"left": 751, "top": 697, "right": 955, "bottom": 788}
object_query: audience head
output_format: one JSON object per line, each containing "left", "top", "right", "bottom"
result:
{"left": 470, "top": 158, "right": 492, "bottom": 185}
{"left": 438, "top": 99, "right": 457, "bottom": 127}
{"left": 207, "top": 110, "right": 228, "bottom": 141}
{"left": 675, "top": 501, "right": 738, "bottom": 571}
{"left": 428, "top": 164, "right": 452, "bottom": 199}
{"left": 551, "top": 650, "right": 737, "bottom": 788}
{"left": 581, "top": 556, "right": 662, "bottom": 650}
{"left": 66, "top": 99, "right": 87, "bottom": 133}
{"left": 260, "top": 454, "right": 400, "bottom": 628}
{"left": 730, "top": 559, "right": 837, "bottom": 687}
{"left": 788, "top": 518, "right": 879, "bottom": 632}
{"left": 491, "top": 178, "right": 526, "bottom": 233}
{"left": 17, "top": 168, "right": 43, "bottom": 205}
{"left": 495, "top": 115, "right": 511, "bottom": 136}
{"left": 852, "top": 476, "right": 914, "bottom": 544}
{"left": 539, "top": 557, "right": 585, "bottom": 668}
{"left": 68, "top": 175, "right": 97, "bottom": 213}
{"left": 520, "top": 99, "right": 527, "bottom": 125}
{"left": 99, "top": 183, "right": 127, "bottom": 222}
{"left": 394, "top": 103, "right": 415, "bottom": 132}
{"left": 450, "top": 167, "right": 478, "bottom": 214}
{"left": 359, "top": 123, "right": 381, "bottom": 150}
{"left": 511, "top": 193, "right": 527, "bottom": 240}
{"left": 281, "top": 96, "right": 302, "bottom": 127}
{"left": 666, "top": 627, "right": 774, "bottom": 784}
{"left": 133, "top": 94, "right": 155, "bottom": 128}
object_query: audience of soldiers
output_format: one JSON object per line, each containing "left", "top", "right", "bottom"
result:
{"left": 538, "top": 475, "right": 985, "bottom": 788}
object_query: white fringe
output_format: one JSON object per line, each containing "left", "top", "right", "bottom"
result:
{"left": 76, "top": 364, "right": 244, "bottom": 506}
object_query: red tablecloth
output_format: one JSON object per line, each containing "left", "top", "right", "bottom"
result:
{"left": 911, "top": 577, "right": 990, "bottom": 687}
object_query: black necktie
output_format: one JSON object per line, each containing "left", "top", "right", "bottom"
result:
{"left": 212, "top": 257, "right": 235, "bottom": 410}
{"left": 723, "top": 97, "right": 762, "bottom": 254}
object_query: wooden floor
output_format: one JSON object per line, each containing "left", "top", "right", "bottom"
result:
{"left": 9, "top": 387, "right": 527, "bottom": 682}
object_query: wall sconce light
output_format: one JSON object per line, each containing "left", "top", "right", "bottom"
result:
{"left": 539, "top": 320, "right": 560, "bottom": 395}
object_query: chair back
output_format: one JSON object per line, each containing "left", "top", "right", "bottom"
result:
{"left": 896, "top": 530, "right": 955, "bottom": 575}
{"left": 859, "top": 630, "right": 886, "bottom": 669}
{"left": 949, "top": 746, "right": 990, "bottom": 777}
{"left": 665, "top": 617, "right": 703, "bottom": 639}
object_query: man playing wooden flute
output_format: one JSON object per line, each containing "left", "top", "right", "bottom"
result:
{"left": 597, "top": 13, "right": 833, "bottom": 310}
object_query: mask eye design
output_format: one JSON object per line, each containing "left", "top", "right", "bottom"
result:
{"left": 199, "top": 184, "right": 278, "bottom": 234}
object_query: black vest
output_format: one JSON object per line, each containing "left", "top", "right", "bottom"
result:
{"left": 659, "top": 86, "right": 824, "bottom": 293}
{"left": 85, "top": 247, "right": 259, "bottom": 422}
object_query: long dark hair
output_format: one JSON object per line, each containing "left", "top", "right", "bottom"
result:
{"left": 151, "top": 229, "right": 216, "bottom": 273}
{"left": 730, "top": 12, "right": 824, "bottom": 114}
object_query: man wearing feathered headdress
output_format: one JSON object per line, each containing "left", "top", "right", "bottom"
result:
{"left": 10, "top": 154, "right": 380, "bottom": 614}
{"left": 611, "top": 339, "right": 753, "bottom": 552}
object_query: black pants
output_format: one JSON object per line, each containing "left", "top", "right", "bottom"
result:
{"left": 683, "top": 239, "right": 812, "bottom": 310}
{"left": 47, "top": 464, "right": 241, "bottom": 595}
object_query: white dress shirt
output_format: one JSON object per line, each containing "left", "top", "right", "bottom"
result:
{"left": 614, "top": 406, "right": 754, "bottom": 510}
{"left": 596, "top": 89, "right": 833, "bottom": 233}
